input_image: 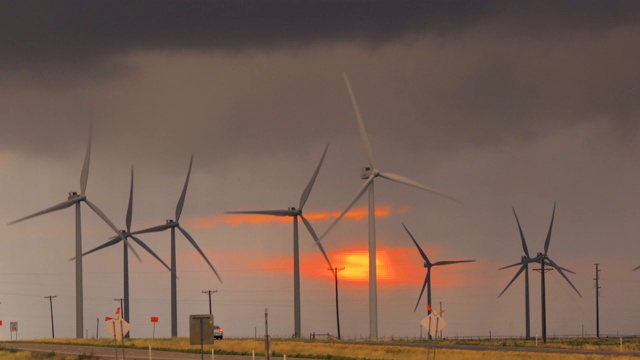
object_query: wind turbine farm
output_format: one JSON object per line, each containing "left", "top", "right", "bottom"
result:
{"left": 3, "top": 2, "right": 640, "bottom": 344}
{"left": 1, "top": 84, "right": 636, "bottom": 343}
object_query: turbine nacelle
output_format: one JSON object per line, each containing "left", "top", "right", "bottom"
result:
{"left": 360, "top": 166, "right": 373, "bottom": 179}
{"left": 360, "top": 166, "right": 379, "bottom": 179}
{"left": 166, "top": 219, "right": 175, "bottom": 224}
{"left": 68, "top": 191, "right": 81, "bottom": 200}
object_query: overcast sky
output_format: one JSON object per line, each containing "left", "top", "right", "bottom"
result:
{"left": 1, "top": 0, "right": 640, "bottom": 340}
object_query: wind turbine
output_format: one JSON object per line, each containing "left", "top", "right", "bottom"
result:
{"left": 130, "top": 154, "right": 222, "bottom": 337}
{"left": 498, "top": 207, "right": 533, "bottom": 339}
{"left": 9, "top": 127, "right": 125, "bottom": 338}
{"left": 319, "top": 74, "right": 459, "bottom": 339}
{"left": 500, "top": 202, "right": 581, "bottom": 343}
{"left": 226, "top": 144, "right": 332, "bottom": 338}
{"left": 402, "top": 223, "right": 474, "bottom": 314}
{"left": 78, "top": 166, "right": 171, "bottom": 335}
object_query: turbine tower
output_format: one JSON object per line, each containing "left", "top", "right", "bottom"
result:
{"left": 131, "top": 154, "right": 222, "bottom": 337}
{"left": 500, "top": 202, "right": 581, "bottom": 343}
{"left": 319, "top": 74, "right": 458, "bottom": 339}
{"left": 9, "top": 127, "right": 125, "bottom": 338}
{"left": 402, "top": 223, "right": 474, "bottom": 316}
{"left": 497, "top": 208, "right": 533, "bottom": 339}
{"left": 78, "top": 166, "right": 171, "bottom": 335}
{"left": 226, "top": 144, "right": 332, "bottom": 338}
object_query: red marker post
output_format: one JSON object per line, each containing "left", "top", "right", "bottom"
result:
{"left": 150, "top": 317, "right": 159, "bottom": 338}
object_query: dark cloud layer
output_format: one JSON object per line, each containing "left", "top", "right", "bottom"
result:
{"left": 1, "top": 0, "right": 639, "bottom": 165}
{"left": 2, "top": 0, "right": 639, "bottom": 73}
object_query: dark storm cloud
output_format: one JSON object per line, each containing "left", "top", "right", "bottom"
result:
{"left": 2, "top": 0, "right": 639, "bottom": 74}
{"left": 1, "top": 0, "right": 640, "bottom": 162}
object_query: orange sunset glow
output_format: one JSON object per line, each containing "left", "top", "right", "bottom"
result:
{"left": 189, "top": 205, "right": 407, "bottom": 229}
{"left": 254, "top": 245, "right": 474, "bottom": 288}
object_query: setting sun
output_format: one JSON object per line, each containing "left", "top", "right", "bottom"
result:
{"left": 335, "top": 250, "right": 393, "bottom": 282}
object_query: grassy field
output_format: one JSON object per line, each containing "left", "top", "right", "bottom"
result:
{"left": 4, "top": 336, "right": 640, "bottom": 360}
{"left": 0, "top": 347, "right": 87, "bottom": 359}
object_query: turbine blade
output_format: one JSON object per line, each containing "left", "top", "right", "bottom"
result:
{"left": 130, "top": 235, "right": 171, "bottom": 272}
{"left": 225, "top": 210, "right": 296, "bottom": 217}
{"left": 299, "top": 143, "right": 329, "bottom": 210}
{"left": 433, "top": 260, "right": 475, "bottom": 266}
{"left": 498, "top": 261, "right": 525, "bottom": 270}
{"left": 544, "top": 202, "right": 556, "bottom": 255}
{"left": 414, "top": 269, "right": 430, "bottom": 313}
{"left": 9, "top": 198, "right": 78, "bottom": 225}
{"left": 126, "top": 239, "right": 142, "bottom": 263}
{"left": 178, "top": 226, "right": 222, "bottom": 283}
{"left": 378, "top": 172, "right": 461, "bottom": 203}
{"left": 546, "top": 257, "right": 581, "bottom": 297}
{"left": 126, "top": 166, "right": 134, "bottom": 232}
{"left": 543, "top": 259, "right": 575, "bottom": 274}
{"left": 318, "top": 175, "right": 374, "bottom": 241}
{"left": 498, "top": 264, "right": 527, "bottom": 298}
{"left": 499, "top": 256, "right": 539, "bottom": 270}
{"left": 343, "top": 73, "right": 375, "bottom": 168}
{"left": 80, "top": 124, "right": 92, "bottom": 195}
{"left": 83, "top": 199, "right": 125, "bottom": 240}
{"left": 300, "top": 214, "right": 332, "bottom": 268}
{"left": 633, "top": 265, "right": 640, "bottom": 271}
{"left": 130, "top": 223, "right": 173, "bottom": 235}
{"left": 512, "top": 207, "right": 530, "bottom": 258}
{"left": 77, "top": 237, "right": 123, "bottom": 259}
{"left": 402, "top": 223, "right": 430, "bottom": 264}
{"left": 175, "top": 154, "right": 193, "bottom": 222}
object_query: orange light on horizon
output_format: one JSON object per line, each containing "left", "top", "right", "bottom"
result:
{"left": 177, "top": 239, "right": 475, "bottom": 289}
{"left": 189, "top": 205, "right": 397, "bottom": 229}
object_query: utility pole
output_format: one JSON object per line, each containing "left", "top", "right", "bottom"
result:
{"left": 265, "top": 308, "right": 270, "bottom": 360}
{"left": 595, "top": 263, "right": 601, "bottom": 338}
{"left": 328, "top": 267, "right": 345, "bottom": 339}
{"left": 202, "top": 290, "right": 218, "bottom": 315}
{"left": 44, "top": 296, "right": 57, "bottom": 338}
{"left": 534, "top": 258, "right": 552, "bottom": 343}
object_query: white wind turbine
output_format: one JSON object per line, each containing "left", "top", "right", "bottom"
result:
{"left": 9, "top": 127, "right": 126, "bottom": 338}
{"left": 319, "top": 74, "right": 459, "bottom": 339}
{"left": 226, "top": 144, "right": 332, "bottom": 338}
{"left": 130, "top": 154, "right": 222, "bottom": 337}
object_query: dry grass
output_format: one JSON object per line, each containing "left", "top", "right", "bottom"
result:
{"left": 0, "top": 347, "right": 84, "bottom": 359}
{"left": 7, "top": 337, "right": 640, "bottom": 360}
{"left": 435, "top": 337, "right": 640, "bottom": 353}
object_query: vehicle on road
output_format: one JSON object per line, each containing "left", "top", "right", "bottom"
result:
{"left": 214, "top": 325, "right": 223, "bottom": 339}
